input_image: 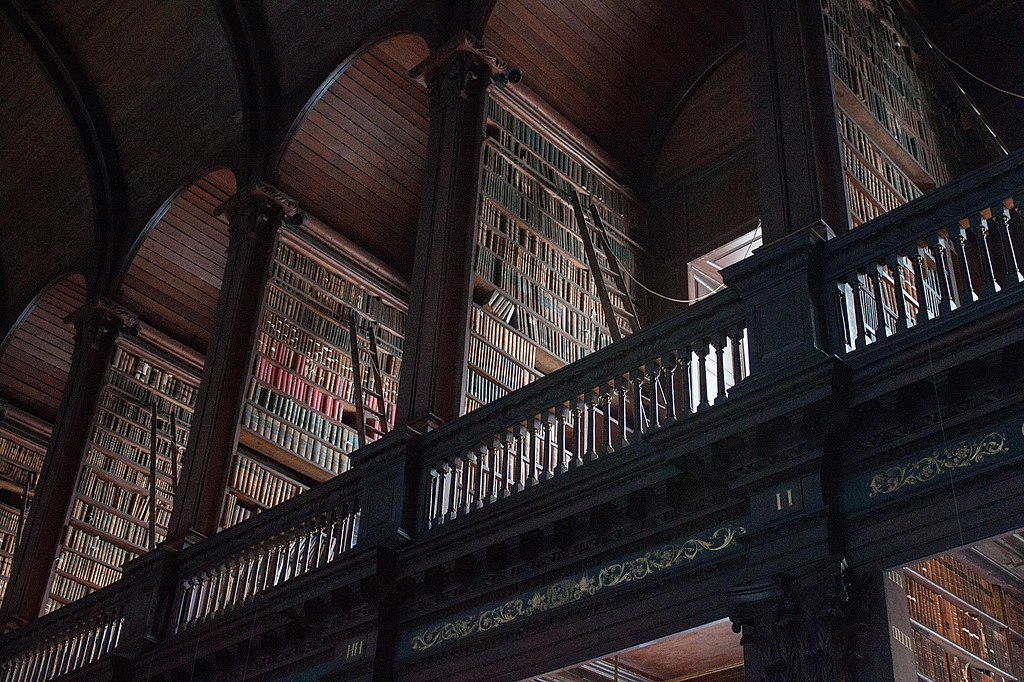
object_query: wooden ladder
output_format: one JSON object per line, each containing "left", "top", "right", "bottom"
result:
{"left": 346, "top": 309, "right": 391, "bottom": 448}
{"left": 567, "top": 189, "right": 642, "bottom": 343}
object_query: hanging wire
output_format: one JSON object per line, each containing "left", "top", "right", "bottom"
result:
{"left": 622, "top": 221, "right": 761, "bottom": 305}
{"left": 926, "top": 36, "right": 1024, "bottom": 102}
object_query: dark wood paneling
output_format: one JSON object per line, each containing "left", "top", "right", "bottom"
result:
{"left": 484, "top": 0, "right": 743, "bottom": 180}
{"left": 278, "top": 34, "right": 429, "bottom": 278}
{"left": 119, "top": 170, "right": 234, "bottom": 354}
{"left": 0, "top": 276, "right": 86, "bottom": 422}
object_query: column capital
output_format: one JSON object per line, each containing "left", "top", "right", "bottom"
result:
{"left": 215, "top": 181, "right": 305, "bottom": 243}
{"left": 64, "top": 297, "right": 140, "bottom": 352}
{"left": 410, "top": 31, "right": 520, "bottom": 111}
{"left": 728, "top": 560, "right": 862, "bottom": 682}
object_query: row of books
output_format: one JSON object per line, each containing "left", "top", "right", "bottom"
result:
{"left": 911, "top": 556, "right": 1000, "bottom": 619}
{"left": 49, "top": 343, "right": 197, "bottom": 610}
{"left": 228, "top": 451, "right": 307, "bottom": 510}
{"left": 906, "top": 571, "right": 1013, "bottom": 672}
{"left": 839, "top": 109, "right": 923, "bottom": 204}
{"left": 0, "top": 504, "right": 21, "bottom": 538}
{"left": 273, "top": 241, "right": 406, "bottom": 337}
{"left": 240, "top": 402, "right": 354, "bottom": 474}
{"left": 821, "top": 0, "right": 950, "bottom": 183}
{"left": 252, "top": 355, "right": 356, "bottom": 423}
{"left": 112, "top": 346, "right": 197, "bottom": 407}
{"left": 0, "top": 434, "right": 44, "bottom": 472}
{"left": 485, "top": 95, "right": 642, "bottom": 232}
{"left": 246, "top": 381, "right": 355, "bottom": 445}
{"left": 220, "top": 494, "right": 255, "bottom": 529}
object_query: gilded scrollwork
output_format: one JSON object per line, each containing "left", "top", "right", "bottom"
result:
{"left": 867, "top": 431, "right": 1009, "bottom": 497}
{"left": 408, "top": 525, "right": 745, "bottom": 652}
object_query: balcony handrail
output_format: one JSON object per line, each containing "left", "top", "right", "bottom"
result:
{"left": 419, "top": 287, "right": 749, "bottom": 529}
{"left": 823, "top": 150, "right": 1024, "bottom": 278}
{"left": 822, "top": 149, "right": 1024, "bottom": 354}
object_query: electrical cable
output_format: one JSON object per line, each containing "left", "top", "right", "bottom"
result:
{"left": 622, "top": 222, "right": 761, "bottom": 305}
{"left": 926, "top": 36, "right": 1024, "bottom": 102}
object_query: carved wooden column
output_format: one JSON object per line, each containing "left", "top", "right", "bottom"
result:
{"left": 0, "top": 299, "right": 139, "bottom": 628}
{"left": 728, "top": 564, "right": 862, "bottom": 682}
{"left": 396, "top": 32, "right": 517, "bottom": 432}
{"left": 742, "top": 0, "right": 848, "bottom": 244}
{"left": 166, "top": 183, "right": 300, "bottom": 543}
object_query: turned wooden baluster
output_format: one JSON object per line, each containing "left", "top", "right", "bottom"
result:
{"left": 869, "top": 266, "right": 889, "bottom": 340}
{"left": 949, "top": 224, "right": 979, "bottom": 303}
{"left": 908, "top": 246, "right": 931, "bottom": 322}
{"left": 847, "top": 274, "right": 868, "bottom": 349}
{"left": 970, "top": 213, "right": 1000, "bottom": 297}
{"left": 728, "top": 328, "right": 745, "bottom": 386}
{"left": 990, "top": 204, "right": 1022, "bottom": 287}
{"left": 525, "top": 420, "right": 540, "bottom": 486}
{"left": 473, "top": 446, "right": 486, "bottom": 509}
{"left": 446, "top": 459, "right": 459, "bottom": 521}
{"left": 602, "top": 386, "right": 615, "bottom": 453}
{"left": 584, "top": 390, "right": 599, "bottom": 462}
{"left": 486, "top": 440, "right": 499, "bottom": 504}
{"left": 713, "top": 336, "right": 727, "bottom": 404}
{"left": 647, "top": 364, "right": 663, "bottom": 429}
{"left": 426, "top": 467, "right": 441, "bottom": 526}
{"left": 678, "top": 346, "right": 693, "bottom": 414}
{"left": 696, "top": 343, "right": 710, "bottom": 409}
{"left": 887, "top": 256, "right": 911, "bottom": 332}
{"left": 503, "top": 430, "right": 520, "bottom": 494}
{"left": 571, "top": 397, "right": 585, "bottom": 469}
{"left": 543, "top": 413, "right": 556, "bottom": 479}
{"left": 555, "top": 404, "right": 570, "bottom": 474}
{"left": 460, "top": 454, "right": 474, "bottom": 514}
{"left": 927, "top": 234, "right": 955, "bottom": 314}
{"left": 615, "top": 376, "right": 630, "bottom": 449}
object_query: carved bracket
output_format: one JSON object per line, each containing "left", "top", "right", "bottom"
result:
{"left": 215, "top": 181, "right": 306, "bottom": 239}
{"left": 410, "top": 31, "right": 521, "bottom": 110}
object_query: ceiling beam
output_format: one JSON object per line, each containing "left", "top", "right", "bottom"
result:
{"left": 213, "top": 0, "right": 281, "bottom": 180}
{"left": 0, "top": 0, "right": 127, "bottom": 295}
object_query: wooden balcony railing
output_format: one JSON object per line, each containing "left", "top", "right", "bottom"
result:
{"left": 0, "top": 584, "right": 125, "bottom": 682}
{"left": 824, "top": 152, "right": 1024, "bottom": 354}
{"left": 419, "top": 290, "right": 749, "bottom": 530}
{"left": 3, "top": 149, "right": 1024, "bottom": 681}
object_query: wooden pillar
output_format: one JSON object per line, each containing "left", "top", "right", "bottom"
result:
{"left": 165, "top": 182, "right": 299, "bottom": 543}
{"left": 742, "top": 0, "right": 848, "bottom": 244}
{"left": 396, "top": 32, "right": 514, "bottom": 432}
{"left": 0, "top": 299, "right": 139, "bottom": 629}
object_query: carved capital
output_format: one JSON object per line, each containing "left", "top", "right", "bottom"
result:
{"left": 410, "top": 31, "right": 520, "bottom": 111}
{"left": 728, "top": 561, "right": 859, "bottom": 682}
{"left": 216, "top": 181, "right": 305, "bottom": 247}
{"left": 64, "top": 298, "right": 140, "bottom": 352}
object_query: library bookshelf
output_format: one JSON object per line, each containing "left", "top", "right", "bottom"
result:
{"left": 223, "top": 226, "right": 407, "bottom": 528}
{"left": 893, "top": 553, "right": 1024, "bottom": 682}
{"left": 466, "top": 90, "right": 648, "bottom": 413}
{"left": 47, "top": 332, "right": 200, "bottom": 613}
{"left": 0, "top": 414, "right": 46, "bottom": 604}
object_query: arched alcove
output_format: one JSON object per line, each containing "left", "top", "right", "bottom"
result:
{"left": 117, "top": 168, "right": 235, "bottom": 353}
{"left": 276, "top": 33, "right": 430, "bottom": 278}
{"left": 0, "top": 275, "right": 87, "bottom": 423}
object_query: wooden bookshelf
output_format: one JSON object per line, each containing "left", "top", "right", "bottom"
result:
{"left": 465, "top": 92, "right": 648, "bottom": 413}
{"left": 223, "top": 228, "right": 406, "bottom": 528}
{"left": 46, "top": 337, "right": 199, "bottom": 612}
{"left": 821, "top": 0, "right": 964, "bottom": 228}
{"left": 899, "top": 554, "right": 1024, "bottom": 682}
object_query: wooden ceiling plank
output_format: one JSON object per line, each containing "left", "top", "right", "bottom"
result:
{"left": 341, "top": 61, "right": 429, "bottom": 132}
{"left": 320, "top": 86, "right": 427, "bottom": 162}
{"left": 137, "top": 221, "right": 227, "bottom": 281}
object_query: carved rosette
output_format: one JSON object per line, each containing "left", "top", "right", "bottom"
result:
{"left": 729, "top": 562, "right": 857, "bottom": 682}
{"left": 64, "top": 298, "right": 140, "bottom": 353}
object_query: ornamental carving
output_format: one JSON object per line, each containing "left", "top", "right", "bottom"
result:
{"left": 408, "top": 525, "right": 744, "bottom": 652}
{"left": 216, "top": 181, "right": 305, "bottom": 243}
{"left": 867, "top": 430, "right": 1009, "bottom": 497}
{"left": 64, "top": 298, "right": 140, "bottom": 351}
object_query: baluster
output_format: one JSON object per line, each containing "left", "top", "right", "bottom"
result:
{"left": 990, "top": 204, "right": 1022, "bottom": 287}
{"left": 869, "top": 265, "right": 889, "bottom": 340}
{"left": 585, "top": 390, "right": 599, "bottom": 461}
{"left": 527, "top": 419, "right": 541, "bottom": 485}
{"left": 571, "top": 397, "right": 585, "bottom": 469}
{"left": 543, "top": 414, "right": 556, "bottom": 479}
{"left": 679, "top": 346, "right": 694, "bottom": 415}
{"left": 949, "top": 224, "right": 979, "bottom": 303}
{"left": 888, "top": 256, "right": 911, "bottom": 332}
{"left": 714, "top": 337, "right": 727, "bottom": 404}
{"left": 908, "top": 246, "right": 931, "bottom": 322}
{"left": 847, "top": 274, "right": 868, "bottom": 349}
{"left": 927, "top": 233, "right": 955, "bottom": 314}
{"left": 473, "top": 446, "right": 486, "bottom": 509}
{"left": 555, "top": 404, "right": 570, "bottom": 473}
{"left": 696, "top": 343, "right": 710, "bottom": 409}
{"left": 502, "top": 431, "right": 519, "bottom": 494}
{"left": 513, "top": 425, "right": 528, "bottom": 485}
{"left": 446, "top": 459, "right": 459, "bottom": 521}
{"left": 970, "top": 213, "right": 1000, "bottom": 297}
{"left": 460, "top": 455, "right": 473, "bottom": 513}
{"left": 602, "top": 387, "right": 615, "bottom": 453}
{"left": 728, "top": 328, "right": 744, "bottom": 389}
{"left": 630, "top": 370, "right": 646, "bottom": 433}
{"left": 487, "top": 440, "right": 500, "bottom": 503}
{"left": 426, "top": 467, "right": 439, "bottom": 527}
{"left": 645, "top": 365, "right": 661, "bottom": 429}
{"left": 663, "top": 356, "right": 679, "bottom": 423}
{"left": 615, "top": 376, "right": 630, "bottom": 448}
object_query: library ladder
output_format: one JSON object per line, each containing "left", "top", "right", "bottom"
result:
{"left": 347, "top": 309, "right": 391, "bottom": 448}
{"left": 567, "top": 189, "right": 642, "bottom": 343}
